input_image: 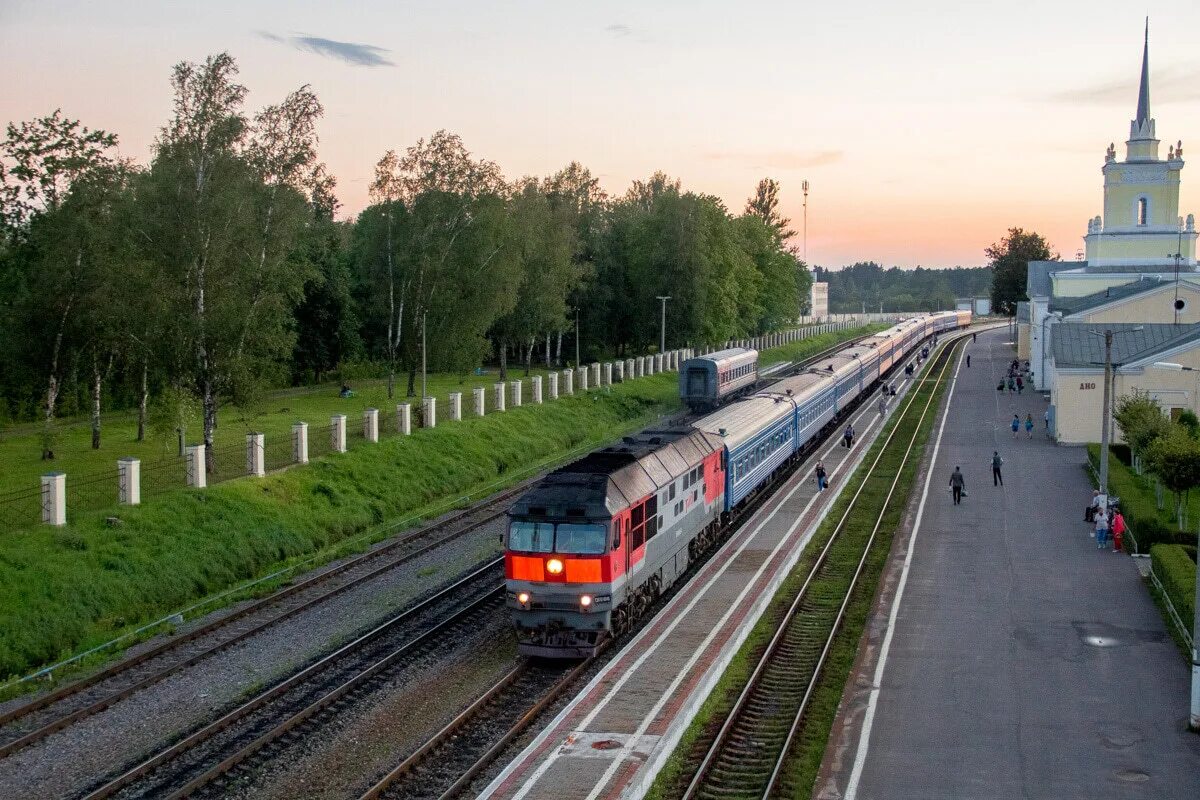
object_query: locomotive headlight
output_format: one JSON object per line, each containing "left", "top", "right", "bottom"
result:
{"left": 579, "top": 594, "right": 593, "bottom": 609}
{"left": 517, "top": 591, "right": 531, "bottom": 606}
{"left": 546, "top": 558, "right": 565, "bottom": 575}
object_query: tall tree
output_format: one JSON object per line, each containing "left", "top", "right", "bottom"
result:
{"left": 0, "top": 112, "right": 120, "bottom": 455}
{"left": 141, "top": 53, "right": 319, "bottom": 471}
{"left": 744, "top": 178, "right": 795, "bottom": 243}
{"left": 987, "top": 227, "right": 1056, "bottom": 315}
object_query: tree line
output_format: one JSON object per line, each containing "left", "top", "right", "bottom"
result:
{"left": 0, "top": 53, "right": 810, "bottom": 467}
{"left": 812, "top": 262, "right": 992, "bottom": 314}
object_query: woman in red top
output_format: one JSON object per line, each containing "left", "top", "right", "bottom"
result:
{"left": 1111, "top": 508, "right": 1126, "bottom": 553}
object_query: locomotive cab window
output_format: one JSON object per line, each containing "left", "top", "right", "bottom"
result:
{"left": 508, "top": 520, "right": 554, "bottom": 552}
{"left": 555, "top": 523, "right": 608, "bottom": 554}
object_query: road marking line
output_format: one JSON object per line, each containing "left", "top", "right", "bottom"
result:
{"left": 843, "top": 339, "right": 966, "bottom": 799}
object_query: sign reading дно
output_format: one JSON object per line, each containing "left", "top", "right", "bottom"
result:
{"left": 1080, "top": 382, "right": 1097, "bottom": 390}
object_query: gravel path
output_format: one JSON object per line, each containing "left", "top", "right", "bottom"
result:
{"left": 221, "top": 629, "right": 519, "bottom": 800}
{"left": 0, "top": 519, "right": 505, "bottom": 800}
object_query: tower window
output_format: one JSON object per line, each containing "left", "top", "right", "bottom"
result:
{"left": 1137, "top": 197, "right": 1148, "bottom": 226}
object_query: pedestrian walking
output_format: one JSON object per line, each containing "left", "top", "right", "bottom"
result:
{"left": 972, "top": 332, "right": 977, "bottom": 342}
{"left": 1007, "top": 376, "right": 1016, "bottom": 393}
{"left": 1011, "top": 414, "right": 1020, "bottom": 438}
{"left": 1044, "top": 409, "right": 1050, "bottom": 431}
{"left": 1016, "top": 375, "right": 1024, "bottom": 394}
{"left": 878, "top": 397, "right": 887, "bottom": 416}
{"left": 1094, "top": 507, "right": 1110, "bottom": 549}
{"left": 992, "top": 451, "right": 1004, "bottom": 486}
{"left": 843, "top": 424, "right": 855, "bottom": 448}
{"left": 1111, "top": 507, "right": 1126, "bottom": 553}
{"left": 1025, "top": 413, "right": 1034, "bottom": 438}
{"left": 966, "top": 354, "right": 971, "bottom": 368}
{"left": 815, "top": 461, "right": 828, "bottom": 491}
{"left": 949, "top": 466, "right": 965, "bottom": 505}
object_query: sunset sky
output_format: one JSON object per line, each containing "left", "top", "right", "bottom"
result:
{"left": 3, "top": 1, "right": 1199, "bottom": 268}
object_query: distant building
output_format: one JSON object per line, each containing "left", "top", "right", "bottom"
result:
{"left": 957, "top": 297, "right": 991, "bottom": 315}
{"left": 810, "top": 282, "right": 829, "bottom": 319}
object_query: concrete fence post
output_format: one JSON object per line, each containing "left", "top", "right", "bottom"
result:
{"left": 246, "top": 433, "right": 265, "bottom": 477}
{"left": 422, "top": 397, "right": 437, "bottom": 427}
{"left": 548, "top": 372, "right": 559, "bottom": 399}
{"left": 364, "top": 408, "right": 379, "bottom": 442}
{"left": 293, "top": 422, "right": 309, "bottom": 464}
{"left": 604, "top": 363, "right": 613, "bottom": 386}
{"left": 579, "top": 366, "right": 589, "bottom": 392}
{"left": 591, "top": 363, "right": 601, "bottom": 387}
{"left": 511, "top": 380, "right": 522, "bottom": 408}
{"left": 562, "top": 368, "right": 573, "bottom": 396}
{"left": 397, "top": 403, "right": 412, "bottom": 435}
{"left": 41, "top": 472, "right": 66, "bottom": 526}
{"left": 449, "top": 392, "right": 463, "bottom": 421}
{"left": 531, "top": 376, "right": 543, "bottom": 404}
{"left": 118, "top": 458, "right": 141, "bottom": 506}
{"left": 473, "top": 387, "right": 486, "bottom": 416}
{"left": 331, "top": 414, "right": 347, "bottom": 453}
{"left": 185, "top": 445, "right": 206, "bottom": 488}
{"left": 616, "top": 361, "right": 625, "bottom": 382}
{"left": 656, "top": 354, "right": 664, "bottom": 372}
{"left": 647, "top": 356, "right": 656, "bottom": 376}
{"left": 494, "top": 382, "right": 507, "bottom": 412}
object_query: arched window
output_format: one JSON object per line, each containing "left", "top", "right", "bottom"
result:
{"left": 1137, "top": 197, "right": 1148, "bottom": 226}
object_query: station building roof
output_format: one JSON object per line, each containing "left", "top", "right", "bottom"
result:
{"left": 1049, "top": 277, "right": 1167, "bottom": 316}
{"left": 1051, "top": 322, "right": 1200, "bottom": 368}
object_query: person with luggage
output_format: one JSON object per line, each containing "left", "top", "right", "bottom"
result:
{"left": 949, "top": 466, "right": 966, "bottom": 505}
{"left": 843, "top": 424, "right": 855, "bottom": 448}
{"left": 815, "top": 461, "right": 828, "bottom": 491}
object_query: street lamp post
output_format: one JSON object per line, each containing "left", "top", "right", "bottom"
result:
{"left": 656, "top": 296, "right": 671, "bottom": 354}
{"left": 1152, "top": 360, "right": 1200, "bottom": 730}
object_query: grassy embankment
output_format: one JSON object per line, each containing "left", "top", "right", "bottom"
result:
{"left": 647, "top": 336, "right": 958, "bottom": 800}
{"left": 0, "top": 327, "right": 876, "bottom": 686}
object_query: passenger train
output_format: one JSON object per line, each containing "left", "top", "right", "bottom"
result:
{"left": 504, "top": 311, "right": 970, "bottom": 657}
{"left": 679, "top": 347, "right": 759, "bottom": 412}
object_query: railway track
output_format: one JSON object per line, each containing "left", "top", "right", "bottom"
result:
{"left": 78, "top": 561, "right": 506, "bottom": 800}
{"left": 0, "top": 486, "right": 524, "bottom": 759}
{"left": 358, "top": 656, "right": 595, "bottom": 800}
{"left": 678, "top": 331, "right": 966, "bottom": 800}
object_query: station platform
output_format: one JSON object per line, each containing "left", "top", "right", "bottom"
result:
{"left": 818, "top": 326, "right": 1200, "bottom": 799}
{"left": 478, "top": 348, "right": 928, "bottom": 800}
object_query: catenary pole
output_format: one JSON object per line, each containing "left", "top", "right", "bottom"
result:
{"left": 1099, "top": 329, "right": 1112, "bottom": 502}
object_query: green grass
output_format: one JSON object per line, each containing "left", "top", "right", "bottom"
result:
{"left": 0, "top": 376, "right": 680, "bottom": 682}
{"left": 647, "top": 338, "right": 956, "bottom": 800}
{"left": 0, "top": 325, "right": 874, "bottom": 688}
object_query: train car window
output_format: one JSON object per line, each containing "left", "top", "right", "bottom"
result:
{"left": 508, "top": 520, "right": 554, "bottom": 552}
{"left": 632, "top": 522, "right": 645, "bottom": 550}
{"left": 555, "top": 523, "right": 608, "bottom": 554}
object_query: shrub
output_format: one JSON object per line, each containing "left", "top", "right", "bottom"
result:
{"left": 1150, "top": 544, "right": 1196, "bottom": 638}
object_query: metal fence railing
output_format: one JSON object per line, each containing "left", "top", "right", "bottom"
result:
{"left": 264, "top": 434, "right": 293, "bottom": 473}
{"left": 141, "top": 454, "right": 188, "bottom": 501}
{"left": 0, "top": 485, "right": 43, "bottom": 530}
{"left": 65, "top": 468, "right": 120, "bottom": 518}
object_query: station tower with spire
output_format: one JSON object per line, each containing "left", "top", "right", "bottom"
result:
{"left": 1083, "top": 21, "right": 1197, "bottom": 268}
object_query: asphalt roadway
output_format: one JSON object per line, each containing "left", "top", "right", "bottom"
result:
{"left": 824, "top": 325, "right": 1200, "bottom": 799}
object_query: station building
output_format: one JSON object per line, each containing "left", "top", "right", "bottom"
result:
{"left": 1017, "top": 26, "right": 1200, "bottom": 442}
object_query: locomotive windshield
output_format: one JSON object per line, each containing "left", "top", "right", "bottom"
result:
{"left": 508, "top": 520, "right": 607, "bottom": 554}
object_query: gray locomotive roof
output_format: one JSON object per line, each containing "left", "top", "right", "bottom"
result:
{"left": 693, "top": 394, "right": 794, "bottom": 450}
{"left": 510, "top": 427, "right": 723, "bottom": 518}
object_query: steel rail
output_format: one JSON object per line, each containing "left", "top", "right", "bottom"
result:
{"left": 360, "top": 654, "right": 596, "bottom": 800}
{"left": 79, "top": 560, "right": 505, "bottom": 800}
{"left": 680, "top": 330, "right": 967, "bottom": 800}
{"left": 0, "top": 489, "right": 521, "bottom": 756}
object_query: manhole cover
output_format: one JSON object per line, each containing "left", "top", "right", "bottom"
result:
{"left": 1115, "top": 769, "right": 1150, "bottom": 783}
{"left": 1083, "top": 635, "right": 1119, "bottom": 647}
{"left": 592, "top": 739, "right": 622, "bottom": 750}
